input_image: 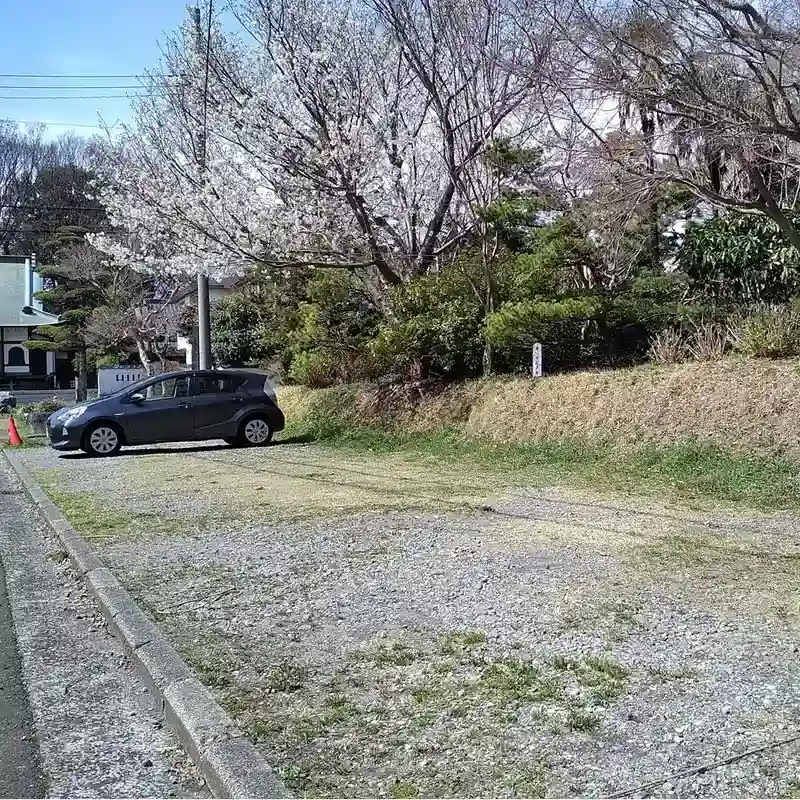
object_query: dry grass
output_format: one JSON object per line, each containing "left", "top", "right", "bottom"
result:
{"left": 29, "top": 446, "right": 508, "bottom": 538}
{"left": 282, "top": 358, "right": 800, "bottom": 457}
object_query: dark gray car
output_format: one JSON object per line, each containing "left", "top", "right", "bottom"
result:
{"left": 46, "top": 370, "right": 285, "bottom": 457}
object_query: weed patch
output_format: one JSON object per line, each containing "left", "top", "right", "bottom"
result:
{"left": 265, "top": 661, "right": 309, "bottom": 693}
{"left": 567, "top": 708, "right": 601, "bottom": 732}
{"left": 281, "top": 411, "right": 800, "bottom": 512}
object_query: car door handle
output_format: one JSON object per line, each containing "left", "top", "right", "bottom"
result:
{"left": 177, "top": 401, "right": 190, "bottom": 408}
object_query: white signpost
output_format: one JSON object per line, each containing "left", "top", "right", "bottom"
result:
{"left": 532, "top": 342, "right": 543, "bottom": 378}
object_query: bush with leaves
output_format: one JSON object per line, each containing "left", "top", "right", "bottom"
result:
{"left": 211, "top": 293, "right": 269, "bottom": 367}
{"left": 510, "top": 217, "right": 602, "bottom": 295}
{"left": 487, "top": 270, "right": 696, "bottom": 372}
{"left": 288, "top": 348, "right": 380, "bottom": 388}
{"left": 282, "top": 272, "right": 381, "bottom": 374}
{"left": 19, "top": 398, "right": 65, "bottom": 415}
{"left": 600, "top": 273, "right": 700, "bottom": 363}
{"left": 369, "top": 261, "right": 491, "bottom": 379}
{"left": 679, "top": 213, "right": 800, "bottom": 306}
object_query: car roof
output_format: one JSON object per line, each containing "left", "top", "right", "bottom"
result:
{"left": 141, "top": 369, "right": 266, "bottom": 380}
{"left": 191, "top": 369, "right": 269, "bottom": 380}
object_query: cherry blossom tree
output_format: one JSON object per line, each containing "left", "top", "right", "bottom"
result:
{"left": 93, "top": 0, "right": 557, "bottom": 305}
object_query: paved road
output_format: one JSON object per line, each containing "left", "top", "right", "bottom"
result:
{"left": 0, "top": 545, "right": 44, "bottom": 798}
{"left": 0, "top": 455, "right": 206, "bottom": 797}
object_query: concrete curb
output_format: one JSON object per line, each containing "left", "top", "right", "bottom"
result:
{"left": 4, "top": 450, "right": 291, "bottom": 800}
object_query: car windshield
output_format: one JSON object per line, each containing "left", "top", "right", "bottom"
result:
{"left": 105, "top": 373, "right": 180, "bottom": 399}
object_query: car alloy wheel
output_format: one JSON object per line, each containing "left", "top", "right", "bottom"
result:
{"left": 88, "top": 425, "right": 119, "bottom": 455}
{"left": 243, "top": 418, "right": 271, "bottom": 445}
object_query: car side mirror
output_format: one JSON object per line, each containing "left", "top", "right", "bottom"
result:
{"left": 129, "top": 392, "right": 145, "bottom": 404}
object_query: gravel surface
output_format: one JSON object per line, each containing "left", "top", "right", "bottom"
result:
{"left": 21, "top": 441, "right": 800, "bottom": 798}
{"left": 0, "top": 454, "right": 207, "bottom": 798}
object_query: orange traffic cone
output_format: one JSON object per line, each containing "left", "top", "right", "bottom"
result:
{"left": 7, "top": 416, "right": 23, "bottom": 447}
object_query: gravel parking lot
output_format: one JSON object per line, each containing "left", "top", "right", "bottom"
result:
{"left": 19, "top": 440, "right": 800, "bottom": 798}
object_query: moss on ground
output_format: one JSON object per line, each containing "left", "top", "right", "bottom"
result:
{"left": 35, "top": 468, "right": 183, "bottom": 542}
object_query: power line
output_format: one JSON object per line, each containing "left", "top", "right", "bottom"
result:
{"left": 1, "top": 120, "right": 109, "bottom": 129}
{"left": 0, "top": 85, "right": 145, "bottom": 90}
{"left": 0, "top": 208, "right": 105, "bottom": 211}
{"left": 0, "top": 94, "right": 151, "bottom": 100}
{"left": 0, "top": 73, "right": 153, "bottom": 79}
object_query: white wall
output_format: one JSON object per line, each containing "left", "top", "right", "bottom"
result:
{"left": 176, "top": 335, "right": 193, "bottom": 366}
{"left": 98, "top": 367, "right": 147, "bottom": 397}
{"left": 3, "top": 326, "right": 28, "bottom": 341}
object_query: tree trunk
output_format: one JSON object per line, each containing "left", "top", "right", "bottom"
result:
{"left": 75, "top": 348, "right": 88, "bottom": 402}
{"left": 640, "top": 106, "right": 660, "bottom": 270}
{"left": 135, "top": 337, "right": 153, "bottom": 376}
{"left": 649, "top": 198, "right": 660, "bottom": 269}
{"left": 482, "top": 236, "right": 495, "bottom": 378}
{"left": 744, "top": 160, "right": 800, "bottom": 253}
{"left": 482, "top": 326, "right": 494, "bottom": 377}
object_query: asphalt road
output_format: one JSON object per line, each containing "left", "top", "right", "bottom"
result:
{"left": 0, "top": 456, "right": 206, "bottom": 797}
{"left": 0, "top": 545, "right": 43, "bottom": 798}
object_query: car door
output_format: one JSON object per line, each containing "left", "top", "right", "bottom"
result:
{"left": 191, "top": 374, "right": 244, "bottom": 439}
{"left": 122, "top": 375, "right": 194, "bottom": 444}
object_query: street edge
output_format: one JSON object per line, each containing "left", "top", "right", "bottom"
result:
{"left": 3, "top": 449, "right": 291, "bottom": 800}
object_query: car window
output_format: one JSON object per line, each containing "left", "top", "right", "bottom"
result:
{"left": 142, "top": 376, "right": 190, "bottom": 401}
{"left": 195, "top": 376, "right": 242, "bottom": 395}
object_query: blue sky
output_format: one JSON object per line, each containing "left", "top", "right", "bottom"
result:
{"left": 0, "top": 0, "right": 191, "bottom": 137}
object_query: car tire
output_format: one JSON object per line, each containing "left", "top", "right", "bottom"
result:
{"left": 81, "top": 422, "right": 123, "bottom": 457}
{"left": 238, "top": 414, "right": 273, "bottom": 447}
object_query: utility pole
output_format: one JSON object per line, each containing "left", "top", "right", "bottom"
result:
{"left": 193, "top": 2, "right": 213, "bottom": 369}
{"left": 197, "top": 272, "right": 210, "bottom": 369}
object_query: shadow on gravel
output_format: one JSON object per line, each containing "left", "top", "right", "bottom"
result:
{"left": 56, "top": 434, "right": 315, "bottom": 460}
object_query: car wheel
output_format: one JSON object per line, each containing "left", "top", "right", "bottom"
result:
{"left": 239, "top": 415, "right": 273, "bottom": 447}
{"left": 81, "top": 423, "right": 122, "bottom": 457}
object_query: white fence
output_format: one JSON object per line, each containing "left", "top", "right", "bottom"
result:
{"left": 97, "top": 366, "right": 147, "bottom": 397}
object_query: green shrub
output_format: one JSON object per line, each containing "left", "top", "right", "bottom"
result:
{"left": 287, "top": 350, "right": 338, "bottom": 388}
{"left": 19, "top": 398, "right": 64, "bottom": 415}
{"left": 728, "top": 307, "right": 800, "bottom": 358}
{"left": 486, "top": 295, "right": 604, "bottom": 348}
{"left": 211, "top": 294, "right": 269, "bottom": 366}
{"left": 510, "top": 217, "right": 600, "bottom": 296}
{"left": 679, "top": 212, "right": 800, "bottom": 305}
{"left": 287, "top": 348, "right": 380, "bottom": 388}
{"left": 371, "top": 267, "right": 486, "bottom": 379}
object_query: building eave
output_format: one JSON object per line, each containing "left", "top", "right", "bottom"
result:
{"left": 0, "top": 307, "right": 61, "bottom": 328}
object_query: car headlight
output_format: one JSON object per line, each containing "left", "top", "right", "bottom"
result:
{"left": 63, "top": 406, "right": 88, "bottom": 424}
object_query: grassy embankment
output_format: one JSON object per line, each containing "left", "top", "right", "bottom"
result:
{"left": 278, "top": 359, "right": 800, "bottom": 511}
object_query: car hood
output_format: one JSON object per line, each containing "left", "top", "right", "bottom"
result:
{"left": 48, "top": 397, "right": 109, "bottom": 425}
